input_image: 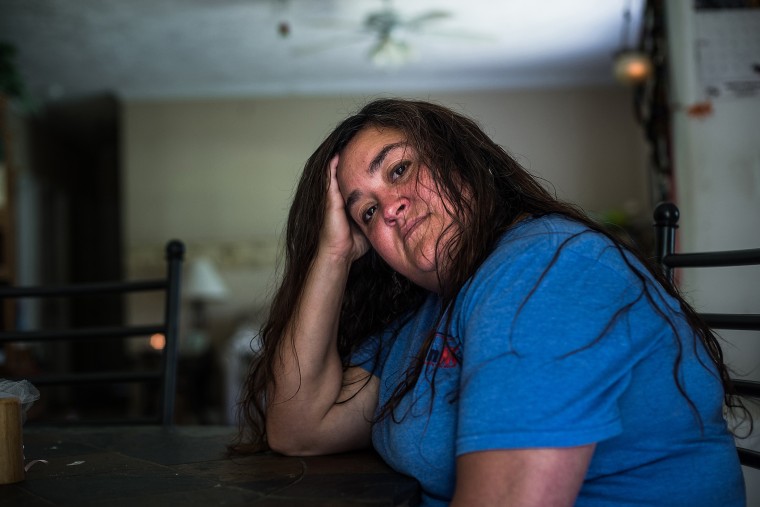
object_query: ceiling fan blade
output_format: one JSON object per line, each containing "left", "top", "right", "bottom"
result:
{"left": 404, "top": 10, "right": 451, "bottom": 30}
{"left": 291, "top": 34, "right": 368, "bottom": 56}
{"left": 413, "top": 27, "right": 497, "bottom": 42}
{"left": 305, "top": 17, "right": 360, "bottom": 30}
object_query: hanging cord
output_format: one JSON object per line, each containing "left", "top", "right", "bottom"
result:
{"left": 619, "top": 0, "right": 634, "bottom": 50}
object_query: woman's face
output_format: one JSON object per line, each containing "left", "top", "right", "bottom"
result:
{"left": 336, "top": 126, "right": 459, "bottom": 292}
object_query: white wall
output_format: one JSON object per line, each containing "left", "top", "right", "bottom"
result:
{"left": 122, "top": 87, "right": 647, "bottom": 344}
{"left": 666, "top": 1, "right": 760, "bottom": 501}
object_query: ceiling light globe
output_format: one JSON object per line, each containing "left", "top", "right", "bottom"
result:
{"left": 370, "top": 38, "right": 413, "bottom": 67}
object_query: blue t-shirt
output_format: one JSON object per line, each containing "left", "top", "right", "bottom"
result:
{"left": 351, "top": 215, "right": 745, "bottom": 506}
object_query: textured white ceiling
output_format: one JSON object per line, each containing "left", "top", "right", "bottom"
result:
{"left": 0, "top": 0, "right": 645, "bottom": 100}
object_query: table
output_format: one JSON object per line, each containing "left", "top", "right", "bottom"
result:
{"left": 0, "top": 426, "right": 420, "bottom": 506}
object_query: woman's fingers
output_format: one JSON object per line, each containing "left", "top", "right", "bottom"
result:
{"left": 322, "top": 153, "right": 370, "bottom": 262}
{"left": 320, "top": 154, "right": 355, "bottom": 258}
{"left": 329, "top": 153, "right": 340, "bottom": 184}
{"left": 326, "top": 154, "right": 351, "bottom": 220}
{"left": 326, "top": 154, "right": 343, "bottom": 206}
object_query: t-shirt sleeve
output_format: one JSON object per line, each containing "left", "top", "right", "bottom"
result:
{"left": 347, "top": 326, "right": 400, "bottom": 377}
{"left": 455, "top": 236, "right": 644, "bottom": 456}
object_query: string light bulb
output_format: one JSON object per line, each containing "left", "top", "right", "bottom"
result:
{"left": 613, "top": 1, "right": 652, "bottom": 85}
{"left": 613, "top": 49, "right": 652, "bottom": 84}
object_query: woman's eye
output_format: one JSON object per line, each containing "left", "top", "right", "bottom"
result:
{"left": 362, "top": 205, "right": 377, "bottom": 224}
{"left": 391, "top": 162, "right": 408, "bottom": 181}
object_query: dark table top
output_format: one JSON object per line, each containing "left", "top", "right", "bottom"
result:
{"left": 1, "top": 425, "right": 420, "bottom": 506}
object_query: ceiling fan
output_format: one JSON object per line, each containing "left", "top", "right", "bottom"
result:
{"left": 293, "top": 0, "right": 461, "bottom": 67}
{"left": 362, "top": 0, "right": 452, "bottom": 66}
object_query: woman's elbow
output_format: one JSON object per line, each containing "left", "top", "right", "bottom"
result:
{"left": 267, "top": 434, "right": 308, "bottom": 456}
{"left": 266, "top": 420, "right": 322, "bottom": 456}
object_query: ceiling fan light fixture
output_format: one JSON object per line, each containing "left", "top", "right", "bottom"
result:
{"left": 370, "top": 37, "right": 414, "bottom": 67}
{"left": 612, "top": 49, "right": 652, "bottom": 85}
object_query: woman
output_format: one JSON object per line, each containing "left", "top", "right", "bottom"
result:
{"left": 238, "top": 99, "right": 746, "bottom": 506}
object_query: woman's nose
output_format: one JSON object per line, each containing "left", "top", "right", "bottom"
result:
{"left": 382, "top": 196, "right": 409, "bottom": 225}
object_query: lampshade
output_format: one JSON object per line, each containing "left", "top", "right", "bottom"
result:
{"left": 613, "top": 50, "right": 652, "bottom": 85}
{"left": 185, "top": 257, "right": 228, "bottom": 301}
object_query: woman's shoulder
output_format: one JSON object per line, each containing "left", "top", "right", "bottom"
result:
{"left": 472, "top": 214, "right": 636, "bottom": 289}
{"left": 495, "top": 214, "right": 609, "bottom": 259}
{"left": 506, "top": 213, "right": 597, "bottom": 238}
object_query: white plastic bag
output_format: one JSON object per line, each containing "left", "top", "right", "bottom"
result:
{"left": 0, "top": 379, "right": 40, "bottom": 423}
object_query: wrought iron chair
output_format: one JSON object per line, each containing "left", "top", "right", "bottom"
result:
{"left": 653, "top": 202, "right": 760, "bottom": 470}
{"left": 0, "top": 240, "right": 184, "bottom": 425}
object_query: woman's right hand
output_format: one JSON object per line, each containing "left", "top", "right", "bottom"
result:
{"left": 319, "top": 154, "right": 369, "bottom": 263}
{"left": 267, "top": 152, "right": 378, "bottom": 457}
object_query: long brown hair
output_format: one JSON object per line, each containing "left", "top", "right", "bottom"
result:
{"left": 233, "top": 98, "right": 741, "bottom": 452}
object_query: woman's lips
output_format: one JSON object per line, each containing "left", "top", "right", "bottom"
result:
{"left": 403, "top": 214, "right": 428, "bottom": 242}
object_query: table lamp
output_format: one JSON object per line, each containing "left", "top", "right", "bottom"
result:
{"left": 184, "top": 257, "right": 228, "bottom": 355}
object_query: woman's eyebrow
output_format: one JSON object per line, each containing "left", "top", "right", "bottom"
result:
{"left": 369, "top": 142, "right": 406, "bottom": 175}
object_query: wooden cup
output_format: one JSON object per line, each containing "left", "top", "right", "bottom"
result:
{"left": 0, "top": 396, "right": 25, "bottom": 484}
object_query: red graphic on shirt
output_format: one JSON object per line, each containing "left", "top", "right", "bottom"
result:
{"left": 424, "top": 333, "right": 461, "bottom": 369}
